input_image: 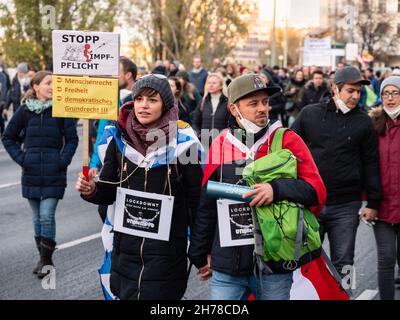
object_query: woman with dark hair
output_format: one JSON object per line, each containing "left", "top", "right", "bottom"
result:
{"left": 370, "top": 76, "right": 400, "bottom": 300}
{"left": 176, "top": 70, "right": 202, "bottom": 114}
{"left": 2, "top": 71, "right": 78, "bottom": 278}
{"left": 76, "top": 74, "right": 203, "bottom": 300}
{"left": 168, "top": 76, "right": 191, "bottom": 124}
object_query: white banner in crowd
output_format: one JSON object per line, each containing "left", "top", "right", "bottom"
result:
{"left": 303, "top": 36, "right": 331, "bottom": 67}
{"left": 52, "top": 30, "right": 120, "bottom": 76}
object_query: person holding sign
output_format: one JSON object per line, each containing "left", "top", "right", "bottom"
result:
{"left": 188, "top": 73, "right": 326, "bottom": 300}
{"left": 76, "top": 74, "right": 203, "bottom": 300}
{"left": 2, "top": 71, "right": 78, "bottom": 279}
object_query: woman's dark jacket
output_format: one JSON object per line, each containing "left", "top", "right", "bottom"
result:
{"left": 82, "top": 122, "right": 203, "bottom": 300}
{"left": 2, "top": 104, "right": 78, "bottom": 199}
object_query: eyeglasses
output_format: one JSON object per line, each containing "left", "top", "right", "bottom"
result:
{"left": 382, "top": 91, "right": 400, "bottom": 98}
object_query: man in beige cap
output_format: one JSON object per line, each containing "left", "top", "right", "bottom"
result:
{"left": 189, "top": 73, "right": 326, "bottom": 300}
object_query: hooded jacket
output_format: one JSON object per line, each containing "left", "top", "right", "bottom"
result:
{"left": 188, "top": 119, "right": 326, "bottom": 275}
{"left": 370, "top": 107, "right": 400, "bottom": 224}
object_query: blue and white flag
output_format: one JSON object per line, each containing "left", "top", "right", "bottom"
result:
{"left": 97, "top": 121, "right": 204, "bottom": 300}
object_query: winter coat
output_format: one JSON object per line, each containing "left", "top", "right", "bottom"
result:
{"left": 292, "top": 99, "right": 382, "bottom": 209}
{"left": 284, "top": 78, "right": 306, "bottom": 108}
{"left": 5, "top": 74, "right": 23, "bottom": 112}
{"left": 181, "top": 88, "right": 202, "bottom": 114}
{"left": 188, "top": 121, "right": 327, "bottom": 276}
{"left": 300, "top": 81, "right": 329, "bottom": 110}
{"left": 2, "top": 104, "right": 78, "bottom": 199}
{"left": 192, "top": 94, "right": 230, "bottom": 135}
{"left": 370, "top": 107, "right": 400, "bottom": 224}
{"left": 82, "top": 116, "right": 203, "bottom": 300}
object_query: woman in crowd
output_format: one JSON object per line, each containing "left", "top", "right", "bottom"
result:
{"left": 370, "top": 76, "right": 400, "bottom": 300}
{"left": 76, "top": 74, "right": 203, "bottom": 300}
{"left": 168, "top": 76, "right": 191, "bottom": 124}
{"left": 191, "top": 73, "right": 230, "bottom": 139}
{"left": 2, "top": 71, "right": 78, "bottom": 278}
{"left": 176, "top": 70, "right": 202, "bottom": 114}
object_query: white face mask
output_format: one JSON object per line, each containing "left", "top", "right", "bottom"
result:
{"left": 383, "top": 105, "right": 400, "bottom": 120}
{"left": 234, "top": 105, "right": 268, "bottom": 134}
{"left": 334, "top": 87, "right": 352, "bottom": 114}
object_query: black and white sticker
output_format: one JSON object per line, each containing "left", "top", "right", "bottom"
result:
{"left": 217, "top": 199, "right": 254, "bottom": 247}
{"left": 114, "top": 187, "right": 174, "bottom": 241}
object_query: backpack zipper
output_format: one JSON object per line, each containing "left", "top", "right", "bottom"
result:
{"left": 255, "top": 154, "right": 298, "bottom": 174}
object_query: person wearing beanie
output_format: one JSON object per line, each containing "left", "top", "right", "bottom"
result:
{"left": 5, "top": 62, "right": 29, "bottom": 113}
{"left": 292, "top": 66, "right": 382, "bottom": 287}
{"left": 369, "top": 76, "right": 400, "bottom": 300}
{"left": 176, "top": 70, "right": 202, "bottom": 115}
{"left": 76, "top": 74, "right": 204, "bottom": 300}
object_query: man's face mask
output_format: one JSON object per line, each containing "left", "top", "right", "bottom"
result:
{"left": 234, "top": 104, "right": 268, "bottom": 134}
{"left": 333, "top": 86, "right": 351, "bottom": 114}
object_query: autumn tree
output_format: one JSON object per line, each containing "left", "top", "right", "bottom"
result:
{"left": 355, "top": 0, "right": 398, "bottom": 61}
{"left": 123, "top": 0, "right": 252, "bottom": 69}
{"left": 0, "top": 0, "right": 119, "bottom": 69}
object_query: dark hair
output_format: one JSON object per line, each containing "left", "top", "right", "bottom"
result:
{"left": 134, "top": 87, "right": 158, "bottom": 99}
{"left": 312, "top": 70, "right": 324, "bottom": 78}
{"left": 168, "top": 76, "right": 182, "bottom": 98}
{"left": 120, "top": 56, "right": 138, "bottom": 80}
{"left": 25, "top": 70, "right": 52, "bottom": 100}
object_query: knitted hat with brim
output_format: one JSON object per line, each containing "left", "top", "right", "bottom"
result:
{"left": 132, "top": 74, "right": 175, "bottom": 111}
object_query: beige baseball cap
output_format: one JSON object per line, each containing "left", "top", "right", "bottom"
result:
{"left": 227, "top": 73, "right": 281, "bottom": 104}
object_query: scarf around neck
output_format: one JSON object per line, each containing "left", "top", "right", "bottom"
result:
{"left": 126, "top": 106, "right": 179, "bottom": 156}
{"left": 25, "top": 99, "right": 52, "bottom": 114}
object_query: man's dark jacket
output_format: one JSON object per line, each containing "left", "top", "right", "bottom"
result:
{"left": 291, "top": 99, "right": 382, "bottom": 209}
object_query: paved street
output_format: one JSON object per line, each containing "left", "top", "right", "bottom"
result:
{"left": 0, "top": 128, "right": 398, "bottom": 300}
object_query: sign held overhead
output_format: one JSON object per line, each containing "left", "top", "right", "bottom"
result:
{"left": 52, "top": 30, "right": 120, "bottom": 77}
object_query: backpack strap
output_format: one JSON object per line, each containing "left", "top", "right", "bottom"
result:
{"left": 270, "top": 127, "right": 288, "bottom": 153}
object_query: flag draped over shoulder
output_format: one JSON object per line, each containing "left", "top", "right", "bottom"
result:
{"left": 97, "top": 121, "right": 204, "bottom": 300}
{"left": 203, "top": 121, "right": 349, "bottom": 300}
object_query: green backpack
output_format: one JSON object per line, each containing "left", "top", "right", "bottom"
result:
{"left": 242, "top": 128, "right": 321, "bottom": 274}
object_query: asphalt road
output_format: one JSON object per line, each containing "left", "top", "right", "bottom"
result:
{"left": 0, "top": 127, "right": 398, "bottom": 300}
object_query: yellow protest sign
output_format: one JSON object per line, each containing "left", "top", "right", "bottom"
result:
{"left": 52, "top": 75, "right": 118, "bottom": 120}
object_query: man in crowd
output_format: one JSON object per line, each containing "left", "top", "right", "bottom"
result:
{"left": 292, "top": 66, "right": 382, "bottom": 279}
{"left": 189, "top": 56, "right": 208, "bottom": 96}
{"left": 5, "top": 62, "right": 28, "bottom": 113}
{"left": 189, "top": 73, "right": 326, "bottom": 300}
{"left": 300, "top": 70, "right": 329, "bottom": 109}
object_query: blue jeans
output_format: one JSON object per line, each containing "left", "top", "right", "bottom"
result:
{"left": 318, "top": 201, "right": 362, "bottom": 277}
{"left": 28, "top": 198, "right": 59, "bottom": 241}
{"left": 210, "top": 270, "right": 293, "bottom": 300}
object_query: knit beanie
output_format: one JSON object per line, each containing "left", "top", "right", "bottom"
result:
{"left": 132, "top": 74, "right": 175, "bottom": 111}
{"left": 380, "top": 76, "right": 400, "bottom": 97}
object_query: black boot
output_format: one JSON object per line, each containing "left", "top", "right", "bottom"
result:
{"left": 37, "top": 238, "right": 56, "bottom": 279}
{"left": 33, "top": 236, "right": 42, "bottom": 274}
